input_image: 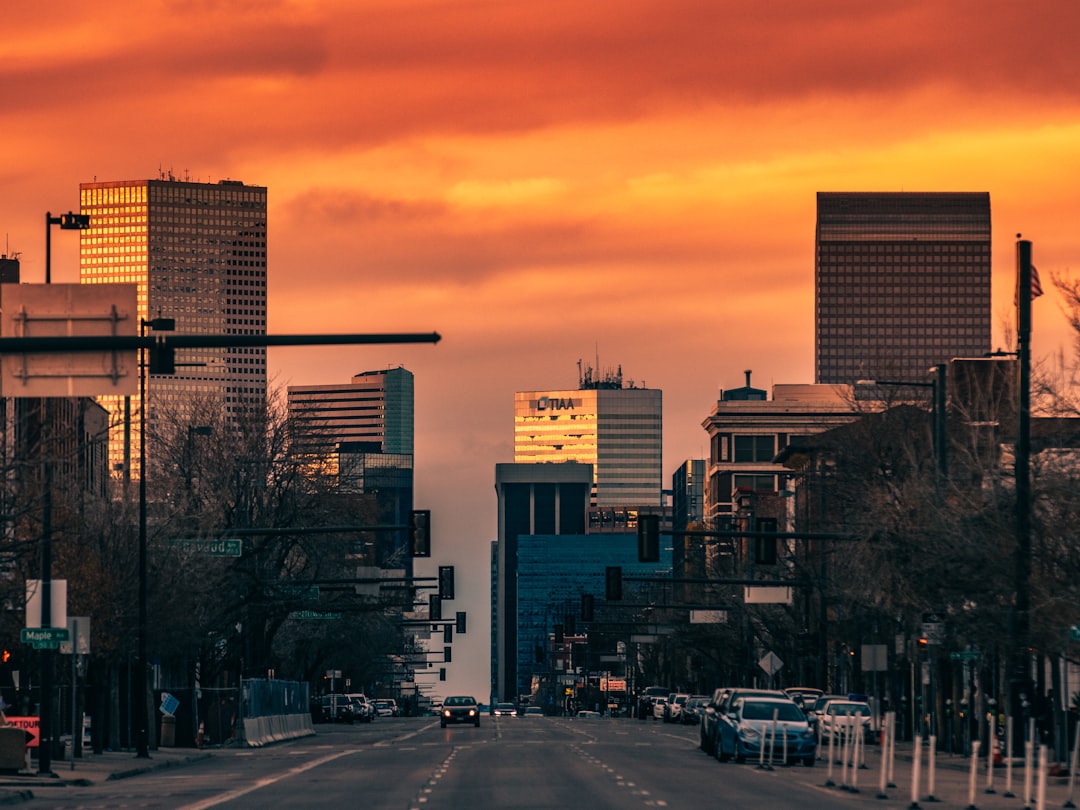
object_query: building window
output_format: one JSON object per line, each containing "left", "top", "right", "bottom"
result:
{"left": 733, "top": 435, "right": 775, "bottom": 463}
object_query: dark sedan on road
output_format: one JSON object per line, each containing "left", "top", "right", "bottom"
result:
{"left": 441, "top": 695, "right": 481, "bottom": 728}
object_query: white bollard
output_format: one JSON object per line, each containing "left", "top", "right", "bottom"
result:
{"left": 1004, "top": 715, "right": 1015, "bottom": 798}
{"left": 782, "top": 722, "right": 788, "bottom": 766}
{"left": 985, "top": 711, "right": 996, "bottom": 794}
{"left": 1024, "top": 739, "right": 1034, "bottom": 810}
{"left": 825, "top": 716, "right": 836, "bottom": 786}
{"left": 1036, "top": 744, "right": 1047, "bottom": 810}
{"left": 1064, "top": 717, "right": 1080, "bottom": 808}
{"left": 850, "top": 718, "right": 860, "bottom": 792}
{"left": 966, "top": 739, "right": 980, "bottom": 810}
{"left": 911, "top": 734, "right": 923, "bottom": 809}
{"left": 888, "top": 710, "right": 897, "bottom": 788}
{"left": 927, "top": 734, "right": 937, "bottom": 801}
{"left": 877, "top": 712, "right": 890, "bottom": 799}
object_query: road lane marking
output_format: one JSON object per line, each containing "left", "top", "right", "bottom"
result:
{"left": 175, "top": 749, "right": 360, "bottom": 810}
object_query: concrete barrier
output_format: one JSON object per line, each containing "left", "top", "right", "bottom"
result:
{"left": 242, "top": 713, "right": 314, "bottom": 747}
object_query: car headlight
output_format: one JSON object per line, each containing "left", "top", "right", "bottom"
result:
{"left": 443, "top": 709, "right": 450, "bottom": 717}
{"left": 468, "top": 709, "right": 476, "bottom": 717}
{"left": 740, "top": 727, "right": 760, "bottom": 741}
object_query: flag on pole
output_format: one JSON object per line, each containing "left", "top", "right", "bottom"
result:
{"left": 1031, "top": 265, "right": 1044, "bottom": 299}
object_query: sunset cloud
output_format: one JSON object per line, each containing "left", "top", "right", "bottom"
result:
{"left": 4, "top": 0, "right": 1080, "bottom": 695}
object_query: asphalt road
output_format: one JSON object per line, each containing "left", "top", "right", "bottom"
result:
{"left": 23, "top": 715, "right": 1077, "bottom": 809}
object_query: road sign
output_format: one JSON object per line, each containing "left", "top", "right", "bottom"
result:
{"left": 921, "top": 612, "right": 945, "bottom": 645}
{"left": 950, "top": 650, "right": 981, "bottom": 661}
{"left": 21, "top": 627, "right": 69, "bottom": 649}
{"left": 171, "top": 538, "right": 242, "bottom": 556}
{"left": 5, "top": 716, "right": 38, "bottom": 747}
{"left": 159, "top": 692, "right": 180, "bottom": 716}
{"left": 290, "top": 610, "right": 342, "bottom": 620}
{"left": 1071, "top": 625, "right": 1080, "bottom": 642}
{"left": 758, "top": 651, "right": 784, "bottom": 677}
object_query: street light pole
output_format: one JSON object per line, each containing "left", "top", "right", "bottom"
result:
{"left": 136, "top": 316, "right": 174, "bottom": 759}
{"left": 37, "top": 211, "right": 90, "bottom": 775}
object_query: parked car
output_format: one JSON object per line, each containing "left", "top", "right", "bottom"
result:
{"left": 665, "top": 693, "right": 690, "bottom": 723}
{"left": 816, "top": 700, "right": 872, "bottom": 744}
{"left": 637, "top": 685, "right": 671, "bottom": 720}
{"left": 681, "top": 696, "right": 709, "bottom": 725}
{"left": 318, "top": 694, "right": 355, "bottom": 724}
{"left": 493, "top": 702, "right": 517, "bottom": 717}
{"left": 345, "top": 693, "right": 376, "bottom": 723}
{"left": 717, "top": 697, "right": 816, "bottom": 766}
{"left": 651, "top": 696, "right": 670, "bottom": 720}
{"left": 806, "top": 693, "right": 847, "bottom": 731}
{"left": 784, "top": 687, "right": 824, "bottom": 711}
{"left": 701, "top": 688, "right": 787, "bottom": 757}
{"left": 523, "top": 706, "right": 544, "bottom": 717}
{"left": 441, "top": 695, "right": 481, "bottom": 728}
{"left": 373, "top": 699, "right": 397, "bottom": 717}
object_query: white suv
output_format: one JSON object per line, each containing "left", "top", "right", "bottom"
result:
{"left": 666, "top": 693, "right": 690, "bottom": 722}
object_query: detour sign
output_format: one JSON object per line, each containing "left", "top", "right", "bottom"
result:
{"left": 4, "top": 717, "right": 39, "bottom": 747}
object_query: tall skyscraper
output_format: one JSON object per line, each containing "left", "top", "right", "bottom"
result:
{"left": 78, "top": 175, "right": 268, "bottom": 474}
{"left": 815, "top": 192, "right": 991, "bottom": 385}
{"left": 514, "top": 366, "right": 662, "bottom": 508}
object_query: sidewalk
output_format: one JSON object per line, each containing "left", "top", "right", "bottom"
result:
{"left": 0, "top": 746, "right": 217, "bottom": 805}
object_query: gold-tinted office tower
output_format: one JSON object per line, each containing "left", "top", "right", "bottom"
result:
{"left": 79, "top": 176, "right": 268, "bottom": 476}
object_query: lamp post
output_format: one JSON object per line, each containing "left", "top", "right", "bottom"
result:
{"left": 136, "top": 316, "right": 174, "bottom": 758}
{"left": 37, "top": 211, "right": 90, "bottom": 775}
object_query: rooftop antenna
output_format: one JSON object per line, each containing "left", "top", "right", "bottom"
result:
{"left": 745, "top": 370, "right": 752, "bottom": 388}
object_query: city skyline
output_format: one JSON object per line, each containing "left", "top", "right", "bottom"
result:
{"left": 5, "top": 1, "right": 1080, "bottom": 699}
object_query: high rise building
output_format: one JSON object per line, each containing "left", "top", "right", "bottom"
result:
{"left": 78, "top": 175, "right": 268, "bottom": 475}
{"left": 514, "top": 366, "right": 662, "bottom": 508}
{"left": 287, "top": 367, "right": 413, "bottom": 456}
{"left": 815, "top": 191, "right": 991, "bottom": 385}
{"left": 286, "top": 368, "right": 415, "bottom": 568}
{"left": 493, "top": 462, "right": 592, "bottom": 702}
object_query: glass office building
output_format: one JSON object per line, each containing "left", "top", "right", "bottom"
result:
{"left": 79, "top": 176, "right": 268, "bottom": 476}
{"left": 815, "top": 192, "right": 991, "bottom": 385}
{"left": 516, "top": 533, "right": 672, "bottom": 704}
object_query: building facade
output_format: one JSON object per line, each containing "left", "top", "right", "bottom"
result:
{"left": 701, "top": 381, "right": 857, "bottom": 528}
{"left": 78, "top": 175, "right": 268, "bottom": 476}
{"left": 514, "top": 370, "right": 662, "bottom": 508}
{"left": 494, "top": 462, "right": 592, "bottom": 702}
{"left": 287, "top": 367, "right": 414, "bottom": 456}
{"left": 815, "top": 191, "right": 991, "bottom": 386}
{"left": 287, "top": 368, "right": 415, "bottom": 568}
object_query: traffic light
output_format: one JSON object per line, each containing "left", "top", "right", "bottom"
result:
{"left": 443, "top": 624, "right": 453, "bottom": 643}
{"left": 444, "top": 646, "right": 452, "bottom": 663}
{"left": 581, "top": 593, "right": 594, "bottom": 622}
{"left": 149, "top": 339, "right": 175, "bottom": 374}
{"left": 456, "top": 611, "right": 467, "bottom": 635}
{"left": 438, "top": 565, "right": 455, "bottom": 600}
{"left": 605, "top": 566, "right": 622, "bottom": 601}
{"left": 564, "top": 614, "right": 575, "bottom": 636}
{"left": 535, "top": 645, "right": 544, "bottom": 664}
{"left": 409, "top": 510, "right": 431, "bottom": 557}
{"left": 59, "top": 213, "right": 91, "bottom": 229}
{"left": 638, "top": 514, "right": 659, "bottom": 562}
{"left": 429, "top": 593, "right": 442, "bottom": 622}
{"left": 439, "top": 668, "right": 446, "bottom": 681}
{"left": 554, "top": 623, "right": 564, "bottom": 644}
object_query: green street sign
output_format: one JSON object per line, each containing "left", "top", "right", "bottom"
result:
{"left": 949, "top": 650, "right": 981, "bottom": 661}
{"left": 1071, "top": 625, "right": 1080, "bottom": 642}
{"left": 288, "top": 610, "right": 342, "bottom": 621}
{"left": 21, "top": 627, "right": 70, "bottom": 649}
{"left": 171, "top": 538, "right": 242, "bottom": 557}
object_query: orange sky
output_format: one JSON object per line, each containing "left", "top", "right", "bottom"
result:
{"left": 5, "top": 0, "right": 1080, "bottom": 699}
